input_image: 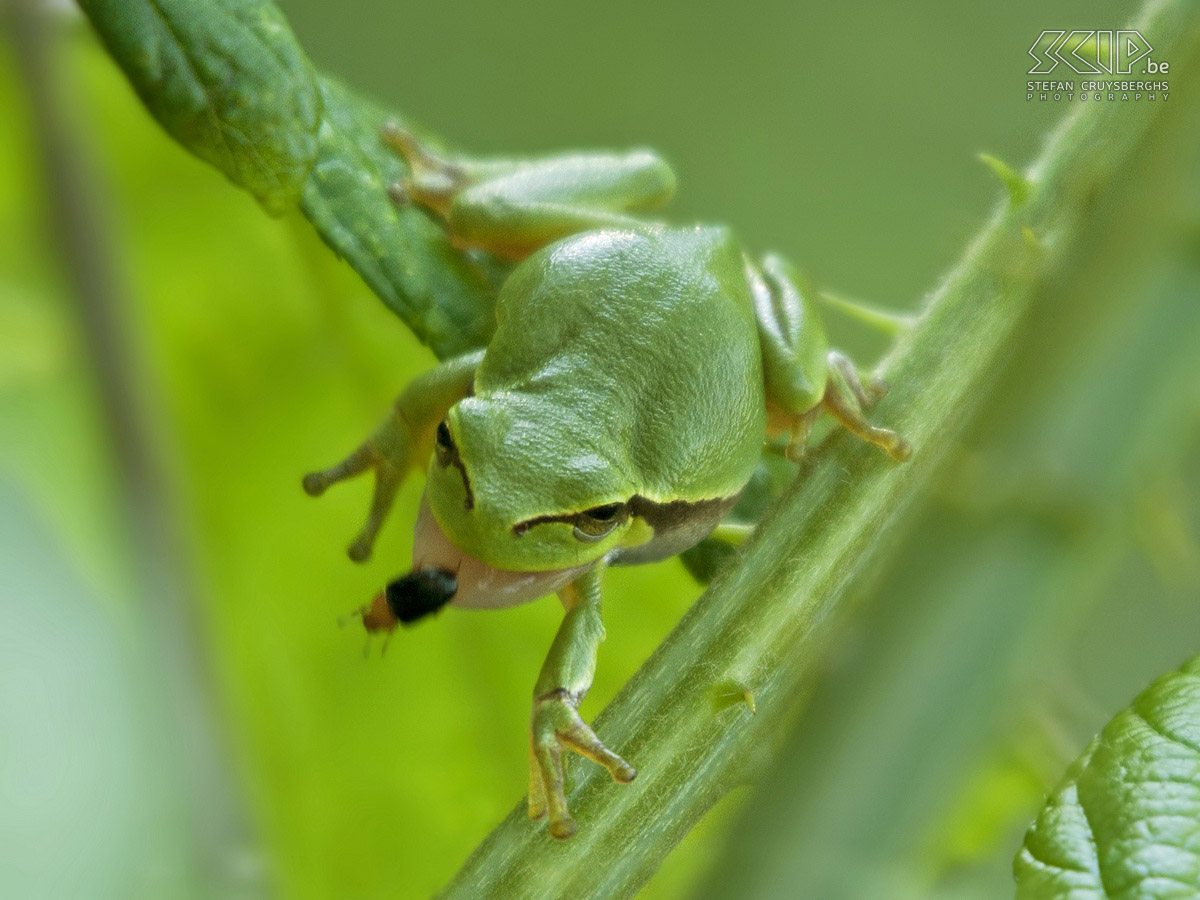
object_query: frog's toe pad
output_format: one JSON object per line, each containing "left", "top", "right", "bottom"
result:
{"left": 784, "top": 441, "right": 808, "bottom": 464}
{"left": 301, "top": 471, "right": 329, "bottom": 497}
{"left": 549, "top": 817, "right": 578, "bottom": 841}
{"left": 886, "top": 433, "right": 913, "bottom": 462}
{"left": 612, "top": 763, "right": 638, "bottom": 784}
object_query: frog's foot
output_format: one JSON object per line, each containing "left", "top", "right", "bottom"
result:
{"left": 829, "top": 350, "right": 888, "bottom": 409}
{"left": 302, "top": 414, "right": 414, "bottom": 562}
{"left": 783, "top": 406, "right": 822, "bottom": 463}
{"left": 528, "top": 689, "right": 636, "bottom": 840}
{"left": 382, "top": 122, "right": 469, "bottom": 219}
{"left": 822, "top": 351, "right": 911, "bottom": 461}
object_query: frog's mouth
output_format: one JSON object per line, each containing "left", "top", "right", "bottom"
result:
{"left": 390, "top": 494, "right": 589, "bottom": 619}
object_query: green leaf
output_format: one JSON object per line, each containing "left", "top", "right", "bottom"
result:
{"left": 77, "top": 0, "right": 321, "bottom": 212}
{"left": 78, "top": 0, "right": 503, "bottom": 358}
{"left": 1015, "top": 655, "right": 1200, "bottom": 900}
{"left": 300, "top": 79, "right": 499, "bottom": 356}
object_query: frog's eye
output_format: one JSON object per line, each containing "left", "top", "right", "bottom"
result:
{"left": 435, "top": 420, "right": 457, "bottom": 466}
{"left": 573, "top": 503, "right": 627, "bottom": 542}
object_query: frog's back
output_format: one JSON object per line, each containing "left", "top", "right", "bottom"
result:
{"left": 476, "top": 226, "right": 765, "bottom": 501}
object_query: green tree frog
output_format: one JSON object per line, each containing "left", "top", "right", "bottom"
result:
{"left": 303, "top": 124, "right": 910, "bottom": 839}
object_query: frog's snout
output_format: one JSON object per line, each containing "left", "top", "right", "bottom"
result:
{"left": 385, "top": 567, "right": 458, "bottom": 624}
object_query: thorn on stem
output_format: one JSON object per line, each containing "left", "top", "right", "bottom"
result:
{"left": 978, "top": 153, "right": 1031, "bottom": 207}
{"left": 712, "top": 679, "right": 757, "bottom": 715}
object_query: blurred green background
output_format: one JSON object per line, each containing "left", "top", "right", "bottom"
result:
{"left": 2, "top": 0, "right": 1198, "bottom": 898}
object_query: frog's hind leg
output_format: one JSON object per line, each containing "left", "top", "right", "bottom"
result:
{"left": 753, "top": 253, "right": 909, "bottom": 462}
{"left": 446, "top": 181, "right": 666, "bottom": 260}
{"left": 382, "top": 123, "right": 677, "bottom": 259}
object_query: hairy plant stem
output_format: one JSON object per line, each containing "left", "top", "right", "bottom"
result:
{"left": 698, "top": 94, "right": 1200, "bottom": 899}
{"left": 439, "top": 1, "right": 1200, "bottom": 896}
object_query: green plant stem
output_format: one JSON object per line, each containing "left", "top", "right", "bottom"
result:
{"left": 694, "top": 43, "right": 1200, "bottom": 896}
{"left": 697, "top": 207, "right": 1200, "bottom": 900}
{"left": 439, "top": 1, "right": 1200, "bottom": 896}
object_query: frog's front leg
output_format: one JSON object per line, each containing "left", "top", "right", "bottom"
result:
{"left": 383, "top": 123, "right": 676, "bottom": 260}
{"left": 528, "top": 565, "right": 636, "bottom": 839}
{"left": 751, "top": 254, "right": 911, "bottom": 461}
{"left": 302, "top": 349, "right": 483, "bottom": 561}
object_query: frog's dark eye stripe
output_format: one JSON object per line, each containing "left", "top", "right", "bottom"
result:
{"left": 434, "top": 420, "right": 474, "bottom": 510}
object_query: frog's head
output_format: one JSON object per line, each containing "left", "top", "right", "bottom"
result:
{"left": 386, "top": 393, "right": 638, "bottom": 618}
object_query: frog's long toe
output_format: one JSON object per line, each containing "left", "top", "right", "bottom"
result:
{"left": 302, "top": 444, "right": 373, "bottom": 497}
{"left": 381, "top": 121, "right": 420, "bottom": 160}
{"left": 303, "top": 441, "right": 403, "bottom": 563}
{"left": 381, "top": 122, "right": 467, "bottom": 209}
{"left": 528, "top": 691, "right": 636, "bottom": 840}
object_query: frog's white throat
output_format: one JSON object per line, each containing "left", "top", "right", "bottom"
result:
{"left": 411, "top": 494, "right": 590, "bottom": 610}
